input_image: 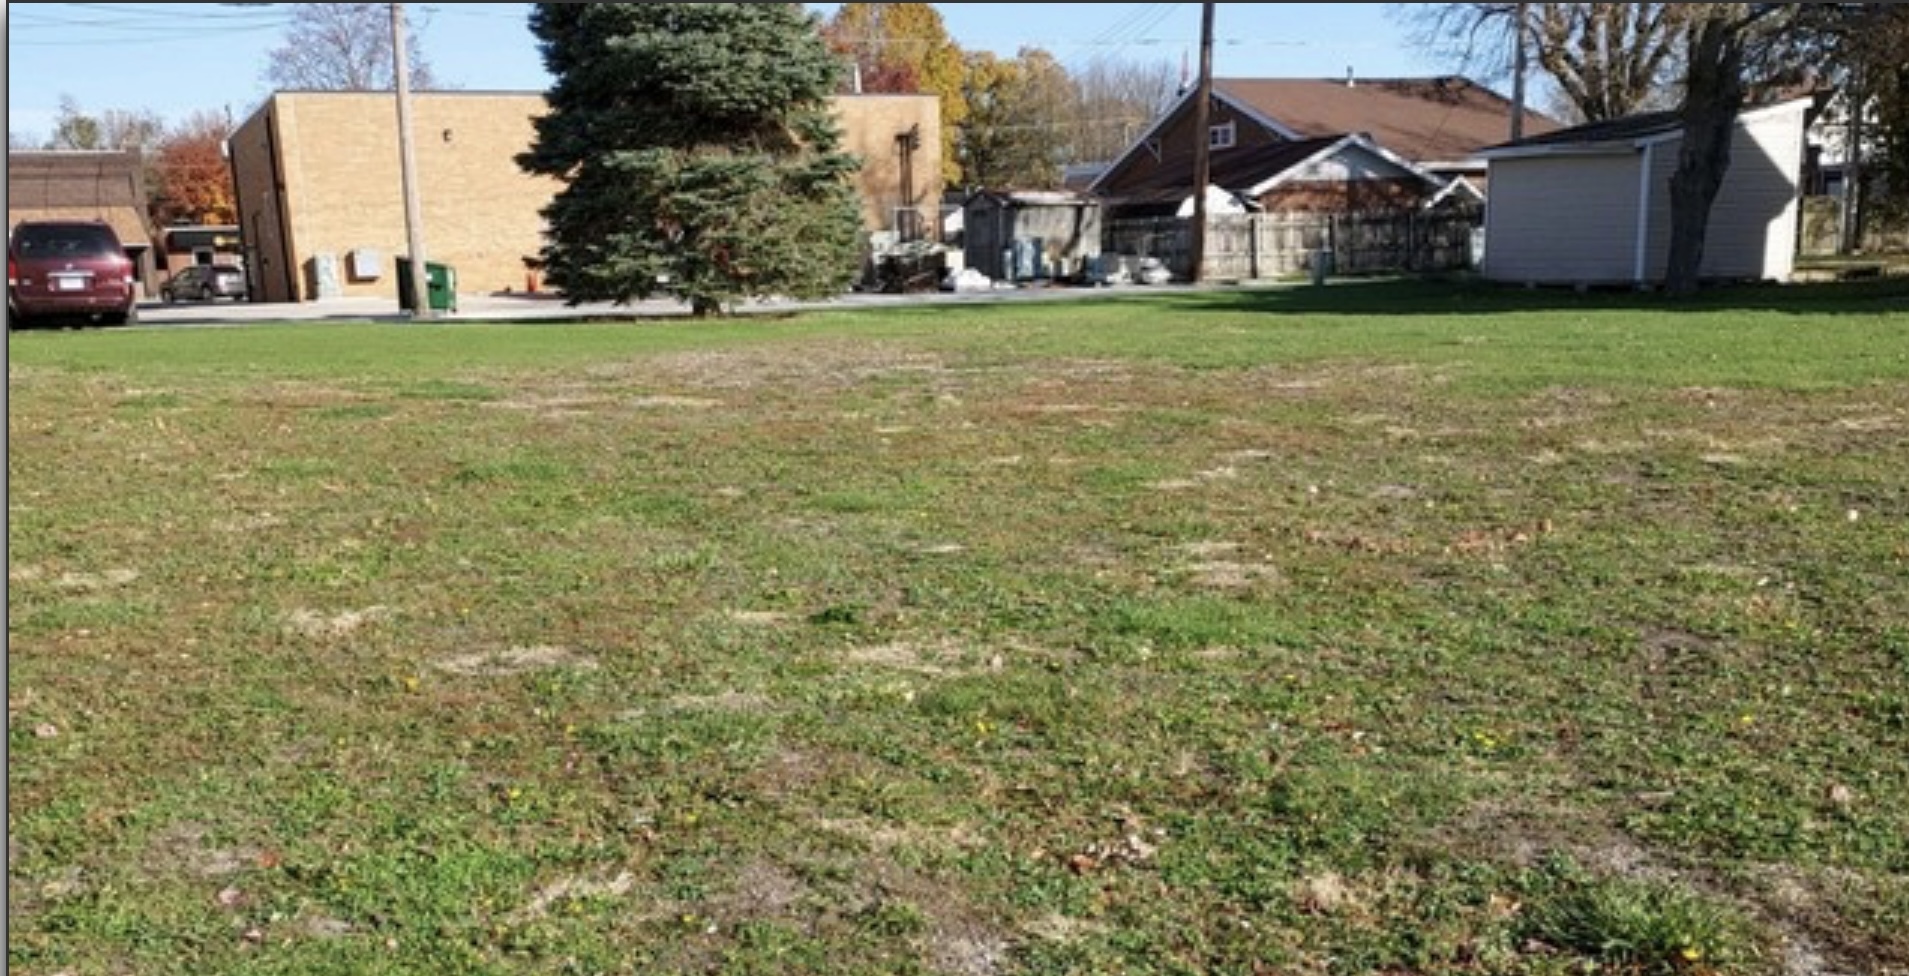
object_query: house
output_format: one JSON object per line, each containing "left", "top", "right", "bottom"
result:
{"left": 1476, "top": 98, "right": 1811, "bottom": 287}
{"left": 157, "top": 225, "right": 244, "bottom": 271}
{"left": 1093, "top": 131, "right": 1486, "bottom": 284}
{"left": 1091, "top": 75, "right": 1552, "bottom": 212}
{"left": 1098, "top": 133, "right": 1478, "bottom": 220}
{"left": 961, "top": 191, "right": 1102, "bottom": 282}
{"left": 6, "top": 149, "right": 160, "bottom": 295}
{"left": 228, "top": 91, "right": 942, "bottom": 303}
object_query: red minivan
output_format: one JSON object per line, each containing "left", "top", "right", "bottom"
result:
{"left": 7, "top": 220, "right": 140, "bottom": 328}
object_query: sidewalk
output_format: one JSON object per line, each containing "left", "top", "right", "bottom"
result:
{"left": 135, "top": 281, "right": 1186, "bottom": 327}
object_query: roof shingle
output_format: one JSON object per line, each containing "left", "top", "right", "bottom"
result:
{"left": 1214, "top": 76, "right": 1556, "bottom": 164}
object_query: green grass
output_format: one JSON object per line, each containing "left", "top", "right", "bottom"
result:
{"left": 9, "top": 278, "right": 1909, "bottom": 975}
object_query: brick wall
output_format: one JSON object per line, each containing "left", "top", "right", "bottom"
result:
{"left": 235, "top": 91, "right": 942, "bottom": 303}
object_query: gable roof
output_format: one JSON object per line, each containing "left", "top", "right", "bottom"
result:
{"left": 1214, "top": 76, "right": 1557, "bottom": 167}
{"left": 1102, "top": 133, "right": 1443, "bottom": 208}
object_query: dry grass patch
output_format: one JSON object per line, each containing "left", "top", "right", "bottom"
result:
{"left": 432, "top": 645, "right": 597, "bottom": 677}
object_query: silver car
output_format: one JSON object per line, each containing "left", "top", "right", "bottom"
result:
{"left": 161, "top": 264, "right": 248, "bottom": 302}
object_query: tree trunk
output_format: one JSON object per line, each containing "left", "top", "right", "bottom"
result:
{"left": 1664, "top": 12, "right": 1748, "bottom": 296}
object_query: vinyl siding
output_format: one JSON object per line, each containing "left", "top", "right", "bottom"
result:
{"left": 1642, "top": 105, "right": 1804, "bottom": 281}
{"left": 1483, "top": 154, "right": 1640, "bottom": 284}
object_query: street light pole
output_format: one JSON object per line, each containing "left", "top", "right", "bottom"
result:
{"left": 391, "top": 2, "right": 435, "bottom": 319}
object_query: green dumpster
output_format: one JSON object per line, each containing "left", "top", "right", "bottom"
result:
{"left": 396, "top": 258, "right": 457, "bottom": 314}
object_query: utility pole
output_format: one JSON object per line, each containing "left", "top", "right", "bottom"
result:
{"left": 1188, "top": 2, "right": 1216, "bottom": 285}
{"left": 1510, "top": 2, "right": 1529, "bottom": 141}
{"left": 392, "top": 2, "right": 435, "bottom": 319}
{"left": 1841, "top": 62, "right": 1866, "bottom": 256}
{"left": 223, "top": 2, "right": 433, "bottom": 315}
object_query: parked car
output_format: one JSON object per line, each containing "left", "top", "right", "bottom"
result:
{"left": 162, "top": 264, "right": 248, "bottom": 302}
{"left": 7, "top": 220, "right": 140, "bottom": 328}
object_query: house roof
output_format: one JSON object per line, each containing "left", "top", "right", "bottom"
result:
{"left": 1482, "top": 110, "right": 1683, "bottom": 153}
{"left": 1104, "top": 133, "right": 1444, "bottom": 209}
{"left": 1213, "top": 76, "right": 1557, "bottom": 167}
{"left": 1104, "top": 136, "right": 1346, "bottom": 206}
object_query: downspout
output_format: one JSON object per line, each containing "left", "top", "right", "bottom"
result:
{"left": 1634, "top": 141, "right": 1655, "bottom": 288}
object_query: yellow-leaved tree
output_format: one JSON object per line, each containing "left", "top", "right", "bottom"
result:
{"left": 825, "top": 3, "right": 969, "bottom": 185}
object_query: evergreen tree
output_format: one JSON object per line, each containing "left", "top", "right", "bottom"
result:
{"left": 519, "top": 3, "right": 864, "bottom": 317}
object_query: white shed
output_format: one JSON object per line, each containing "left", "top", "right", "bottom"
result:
{"left": 1478, "top": 98, "right": 1810, "bottom": 287}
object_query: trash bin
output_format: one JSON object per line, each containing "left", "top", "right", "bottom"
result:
{"left": 396, "top": 258, "right": 456, "bottom": 313}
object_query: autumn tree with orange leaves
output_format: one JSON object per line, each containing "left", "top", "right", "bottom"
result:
{"left": 151, "top": 111, "right": 237, "bottom": 227}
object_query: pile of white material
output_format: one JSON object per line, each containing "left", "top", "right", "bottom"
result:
{"left": 943, "top": 268, "right": 997, "bottom": 293}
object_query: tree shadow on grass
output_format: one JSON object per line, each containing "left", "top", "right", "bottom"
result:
{"left": 1157, "top": 274, "right": 1909, "bottom": 319}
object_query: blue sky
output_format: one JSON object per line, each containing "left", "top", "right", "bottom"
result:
{"left": 7, "top": 3, "right": 1454, "bottom": 142}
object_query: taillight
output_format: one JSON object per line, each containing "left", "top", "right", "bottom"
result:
{"left": 6, "top": 255, "right": 16, "bottom": 287}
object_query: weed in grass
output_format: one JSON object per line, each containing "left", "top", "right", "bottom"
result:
{"left": 1519, "top": 856, "right": 1762, "bottom": 976}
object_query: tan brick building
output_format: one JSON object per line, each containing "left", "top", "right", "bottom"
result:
{"left": 229, "top": 91, "right": 941, "bottom": 304}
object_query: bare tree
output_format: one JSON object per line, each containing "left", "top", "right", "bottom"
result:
{"left": 46, "top": 96, "right": 165, "bottom": 153}
{"left": 1533, "top": 4, "right": 1693, "bottom": 121}
{"left": 1067, "top": 58, "right": 1181, "bottom": 166}
{"left": 263, "top": 3, "right": 438, "bottom": 92}
{"left": 1398, "top": 3, "right": 1693, "bottom": 124}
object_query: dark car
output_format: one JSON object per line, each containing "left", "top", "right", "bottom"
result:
{"left": 7, "top": 220, "right": 140, "bottom": 328}
{"left": 162, "top": 264, "right": 248, "bottom": 302}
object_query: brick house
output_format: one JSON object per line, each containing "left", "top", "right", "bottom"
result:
{"left": 228, "top": 91, "right": 941, "bottom": 303}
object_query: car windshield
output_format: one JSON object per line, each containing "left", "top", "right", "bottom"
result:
{"left": 14, "top": 224, "right": 121, "bottom": 258}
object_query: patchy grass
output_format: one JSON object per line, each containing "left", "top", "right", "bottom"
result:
{"left": 9, "top": 279, "right": 1909, "bottom": 975}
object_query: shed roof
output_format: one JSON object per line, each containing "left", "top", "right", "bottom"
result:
{"left": 1476, "top": 98, "right": 1814, "bottom": 159}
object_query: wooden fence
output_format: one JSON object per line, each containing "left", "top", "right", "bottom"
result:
{"left": 1104, "top": 210, "right": 1483, "bottom": 282}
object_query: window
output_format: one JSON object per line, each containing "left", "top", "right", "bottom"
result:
{"left": 1209, "top": 122, "right": 1237, "bottom": 151}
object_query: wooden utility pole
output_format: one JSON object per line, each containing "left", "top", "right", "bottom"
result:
{"left": 1510, "top": 2, "right": 1529, "bottom": 141}
{"left": 392, "top": 2, "right": 435, "bottom": 318}
{"left": 1189, "top": 2, "right": 1216, "bottom": 284}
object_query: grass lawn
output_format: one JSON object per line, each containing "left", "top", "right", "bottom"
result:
{"left": 8, "top": 278, "right": 1908, "bottom": 975}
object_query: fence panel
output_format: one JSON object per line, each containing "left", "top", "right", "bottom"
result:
{"left": 1105, "top": 210, "right": 1482, "bottom": 282}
